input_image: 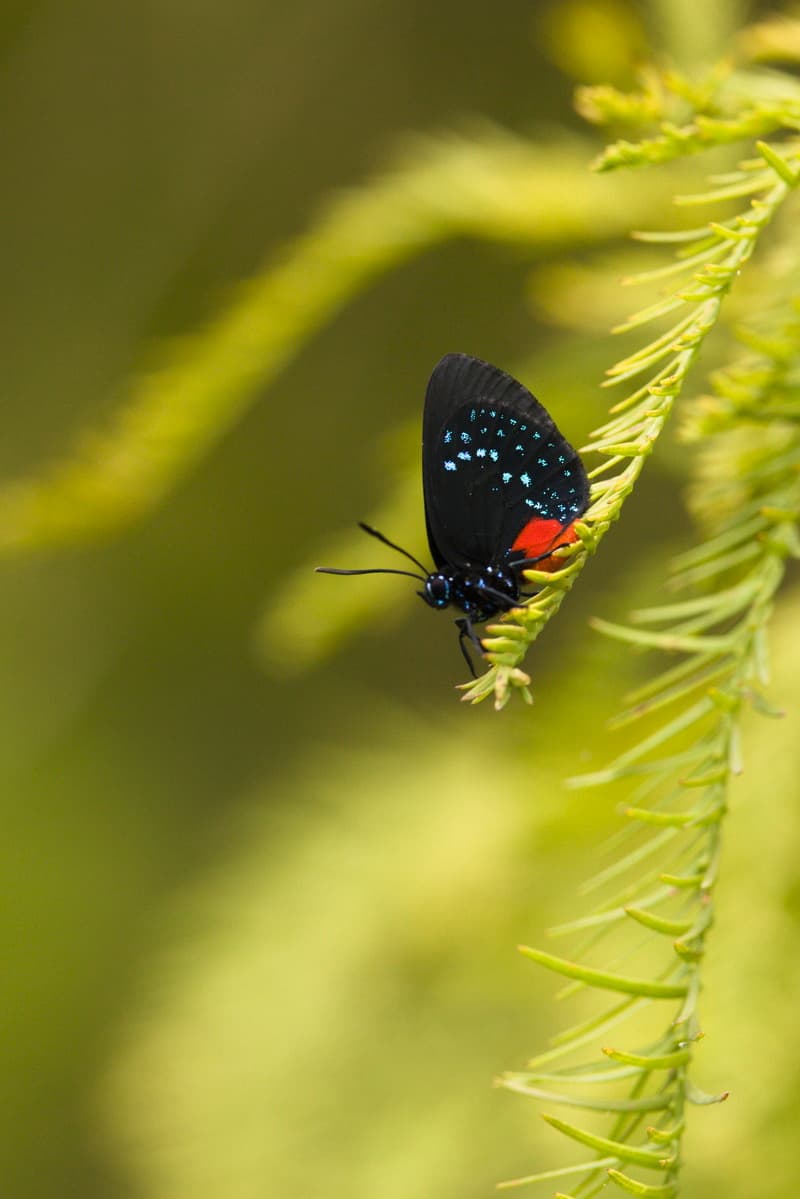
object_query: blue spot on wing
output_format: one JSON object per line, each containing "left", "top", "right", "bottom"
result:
{"left": 432, "top": 393, "right": 586, "bottom": 533}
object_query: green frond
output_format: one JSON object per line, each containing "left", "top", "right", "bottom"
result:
{"left": 460, "top": 103, "right": 799, "bottom": 707}
{"left": 575, "top": 82, "right": 665, "bottom": 129}
{"left": 594, "top": 106, "right": 800, "bottom": 173}
{"left": 514, "top": 308, "right": 800, "bottom": 1186}
{"left": 505, "top": 61, "right": 800, "bottom": 1196}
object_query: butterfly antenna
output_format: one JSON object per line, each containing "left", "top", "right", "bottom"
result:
{"left": 357, "top": 522, "right": 429, "bottom": 574}
{"left": 315, "top": 566, "right": 426, "bottom": 581}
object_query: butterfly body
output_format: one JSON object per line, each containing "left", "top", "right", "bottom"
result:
{"left": 420, "top": 562, "right": 520, "bottom": 620}
{"left": 317, "top": 353, "right": 589, "bottom": 674}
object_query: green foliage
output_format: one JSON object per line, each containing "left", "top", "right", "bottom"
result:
{"left": 5, "top": 6, "right": 800, "bottom": 1197}
{"left": 463, "top": 144, "right": 798, "bottom": 708}
{"left": 495, "top": 60, "right": 800, "bottom": 1199}
{"left": 0, "top": 130, "right": 668, "bottom": 558}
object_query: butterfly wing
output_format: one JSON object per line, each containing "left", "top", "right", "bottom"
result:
{"left": 422, "top": 353, "right": 589, "bottom": 569}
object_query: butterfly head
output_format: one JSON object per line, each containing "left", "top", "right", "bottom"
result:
{"left": 419, "top": 564, "right": 520, "bottom": 619}
{"left": 420, "top": 573, "right": 451, "bottom": 609}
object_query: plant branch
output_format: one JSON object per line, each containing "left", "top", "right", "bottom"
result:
{"left": 462, "top": 128, "right": 799, "bottom": 709}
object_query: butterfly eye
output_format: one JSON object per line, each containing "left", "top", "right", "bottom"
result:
{"left": 424, "top": 575, "right": 451, "bottom": 608}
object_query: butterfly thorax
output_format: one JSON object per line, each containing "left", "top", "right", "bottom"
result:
{"left": 420, "top": 562, "right": 520, "bottom": 622}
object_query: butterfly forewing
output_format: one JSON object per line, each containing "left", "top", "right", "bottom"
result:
{"left": 422, "top": 354, "right": 589, "bottom": 569}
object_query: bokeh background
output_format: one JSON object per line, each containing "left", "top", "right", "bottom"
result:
{"left": 2, "top": 1, "right": 800, "bottom": 1196}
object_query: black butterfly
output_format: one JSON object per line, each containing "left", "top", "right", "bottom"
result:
{"left": 317, "top": 353, "right": 590, "bottom": 675}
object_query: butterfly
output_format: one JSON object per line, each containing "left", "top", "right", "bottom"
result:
{"left": 317, "top": 353, "right": 590, "bottom": 675}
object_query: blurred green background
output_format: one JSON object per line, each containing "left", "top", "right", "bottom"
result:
{"left": 2, "top": 1, "right": 799, "bottom": 1197}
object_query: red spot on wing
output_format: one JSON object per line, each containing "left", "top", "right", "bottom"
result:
{"left": 512, "top": 517, "right": 579, "bottom": 571}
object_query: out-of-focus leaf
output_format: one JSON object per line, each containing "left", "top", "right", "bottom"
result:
{"left": 0, "top": 130, "right": 672, "bottom": 558}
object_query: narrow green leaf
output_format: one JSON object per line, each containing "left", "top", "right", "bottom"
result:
{"left": 497, "top": 1158, "right": 617, "bottom": 1190}
{"left": 631, "top": 578, "right": 758, "bottom": 623}
{"left": 755, "top": 139, "right": 800, "bottom": 185}
{"left": 590, "top": 619, "right": 733, "bottom": 654}
{"left": 620, "top": 240, "right": 726, "bottom": 285}
{"left": 707, "top": 161, "right": 761, "bottom": 182}
{"left": 571, "top": 747, "right": 708, "bottom": 789}
{"left": 578, "top": 826, "right": 680, "bottom": 889}
{"left": 609, "top": 313, "right": 697, "bottom": 372}
{"left": 673, "top": 939, "right": 704, "bottom": 962}
{"left": 659, "top": 871, "right": 703, "bottom": 889}
{"left": 518, "top": 946, "right": 688, "bottom": 998}
{"left": 602, "top": 1045, "right": 691, "bottom": 1069}
{"left": 679, "top": 763, "right": 728, "bottom": 787}
{"left": 607, "top": 1169, "right": 678, "bottom": 1197}
{"left": 612, "top": 294, "right": 686, "bottom": 333}
{"left": 623, "top": 651, "right": 717, "bottom": 706}
{"left": 502, "top": 1079, "right": 671, "bottom": 1113}
{"left": 542, "top": 1114, "right": 674, "bottom": 1170}
{"left": 508, "top": 1064, "right": 644, "bottom": 1086}
{"left": 483, "top": 649, "right": 527, "bottom": 666}
{"left": 587, "top": 455, "right": 625, "bottom": 478}
{"left": 536, "top": 996, "right": 647, "bottom": 1060}
{"left": 549, "top": 885, "right": 672, "bottom": 937}
{"left": 603, "top": 379, "right": 665, "bottom": 420}
{"left": 631, "top": 227, "right": 711, "bottom": 242}
{"left": 669, "top": 540, "right": 761, "bottom": 587}
{"left": 646, "top": 1120, "right": 684, "bottom": 1144}
{"left": 625, "top": 907, "right": 693, "bottom": 936}
{"left": 519, "top": 565, "right": 574, "bottom": 585}
{"left": 605, "top": 346, "right": 678, "bottom": 387}
{"left": 674, "top": 171, "right": 773, "bottom": 204}
{"left": 596, "top": 697, "right": 715, "bottom": 778}
{"left": 707, "top": 219, "right": 752, "bottom": 241}
{"left": 686, "top": 1081, "right": 730, "bottom": 1105}
{"left": 624, "top": 808, "right": 696, "bottom": 828}
{"left": 609, "top": 661, "right": 733, "bottom": 729}
{"left": 671, "top": 514, "right": 767, "bottom": 568}
{"left": 578, "top": 834, "right": 690, "bottom": 901}
{"left": 603, "top": 1068, "right": 655, "bottom": 1173}
{"left": 483, "top": 621, "right": 528, "bottom": 640}
{"left": 547, "top": 907, "right": 628, "bottom": 936}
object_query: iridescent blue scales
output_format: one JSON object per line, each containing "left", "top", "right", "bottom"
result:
{"left": 316, "top": 352, "right": 590, "bottom": 676}
{"left": 437, "top": 402, "right": 583, "bottom": 521}
{"left": 422, "top": 355, "right": 588, "bottom": 573}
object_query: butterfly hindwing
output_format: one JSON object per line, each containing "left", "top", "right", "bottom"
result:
{"left": 422, "top": 354, "right": 589, "bottom": 569}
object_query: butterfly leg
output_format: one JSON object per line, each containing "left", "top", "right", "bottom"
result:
{"left": 455, "top": 620, "right": 477, "bottom": 677}
{"left": 455, "top": 617, "right": 486, "bottom": 678}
